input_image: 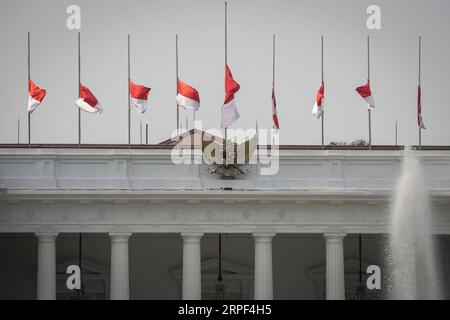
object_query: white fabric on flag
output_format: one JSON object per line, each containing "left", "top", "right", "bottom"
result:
{"left": 221, "top": 99, "right": 240, "bottom": 128}
{"left": 130, "top": 97, "right": 148, "bottom": 113}
{"left": 176, "top": 94, "right": 200, "bottom": 111}
{"left": 75, "top": 98, "right": 102, "bottom": 114}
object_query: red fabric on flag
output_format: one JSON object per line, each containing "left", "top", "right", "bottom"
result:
{"left": 355, "top": 82, "right": 372, "bottom": 98}
{"left": 29, "top": 79, "right": 46, "bottom": 102}
{"left": 79, "top": 84, "right": 99, "bottom": 107}
{"left": 130, "top": 81, "right": 151, "bottom": 100}
{"left": 272, "top": 87, "right": 279, "bottom": 129}
{"left": 418, "top": 85, "right": 426, "bottom": 129}
{"left": 224, "top": 65, "right": 240, "bottom": 104}
{"left": 316, "top": 82, "right": 324, "bottom": 106}
{"left": 178, "top": 79, "right": 200, "bottom": 103}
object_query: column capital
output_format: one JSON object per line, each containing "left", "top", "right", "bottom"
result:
{"left": 253, "top": 233, "right": 276, "bottom": 242}
{"left": 35, "top": 232, "right": 58, "bottom": 241}
{"left": 324, "top": 233, "right": 347, "bottom": 242}
{"left": 181, "top": 233, "right": 204, "bottom": 242}
{"left": 109, "top": 233, "right": 131, "bottom": 242}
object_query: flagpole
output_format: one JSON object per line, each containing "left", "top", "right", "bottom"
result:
{"left": 223, "top": 1, "right": 228, "bottom": 164}
{"left": 128, "top": 34, "right": 131, "bottom": 148}
{"left": 395, "top": 120, "right": 398, "bottom": 146}
{"left": 176, "top": 34, "right": 180, "bottom": 140}
{"left": 418, "top": 36, "right": 422, "bottom": 148}
{"left": 256, "top": 119, "right": 259, "bottom": 163}
{"left": 321, "top": 35, "right": 324, "bottom": 149}
{"left": 272, "top": 33, "right": 275, "bottom": 101}
{"left": 27, "top": 32, "right": 31, "bottom": 148}
{"left": 140, "top": 120, "right": 142, "bottom": 144}
{"left": 17, "top": 117, "right": 20, "bottom": 144}
{"left": 145, "top": 123, "right": 148, "bottom": 144}
{"left": 78, "top": 32, "right": 81, "bottom": 147}
{"left": 367, "top": 36, "right": 372, "bottom": 149}
{"left": 272, "top": 34, "right": 276, "bottom": 149}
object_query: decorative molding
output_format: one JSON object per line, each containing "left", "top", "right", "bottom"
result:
{"left": 1, "top": 149, "right": 450, "bottom": 234}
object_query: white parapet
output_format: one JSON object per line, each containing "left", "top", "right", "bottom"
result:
{"left": 0, "top": 148, "right": 450, "bottom": 234}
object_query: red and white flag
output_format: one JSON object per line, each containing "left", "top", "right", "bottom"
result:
{"left": 176, "top": 79, "right": 200, "bottom": 111}
{"left": 418, "top": 85, "right": 426, "bottom": 129}
{"left": 221, "top": 65, "right": 240, "bottom": 128}
{"left": 312, "top": 82, "right": 325, "bottom": 119}
{"left": 75, "top": 84, "right": 102, "bottom": 114}
{"left": 272, "top": 87, "right": 280, "bottom": 129}
{"left": 356, "top": 82, "right": 375, "bottom": 110}
{"left": 28, "top": 79, "right": 46, "bottom": 113}
{"left": 130, "top": 81, "right": 151, "bottom": 113}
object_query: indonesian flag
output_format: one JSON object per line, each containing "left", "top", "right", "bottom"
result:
{"left": 130, "top": 81, "right": 151, "bottom": 113}
{"left": 75, "top": 84, "right": 102, "bottom": 114}
{"left": 356, "top": 82, "right": 375, "bottom": 110}
{"left": 418, "top": 85, "right": 426, "bottom": 129}
{"left": 176, "top": 79, "right": 200, "bottom": 111}
{"left": 28, "top": 79, "right": 46, "bottom": 113}
{"left": 221, "top": 65, "right": 240, "bottom": 128}
{"left": 312, "top": 82, "right": 325, "bottom": 119}
{"left": 272, "top": 87, "right": 280, "bottom": 129}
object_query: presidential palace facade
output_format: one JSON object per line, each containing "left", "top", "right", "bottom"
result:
{"left": 1, "top": 134, "right": 450, "bottom": 300}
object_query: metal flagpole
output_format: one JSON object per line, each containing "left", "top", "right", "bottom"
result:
{"left": 419, "top": 36, "right": 422, "bottom": 148}
{"left": 321, "top": 36, "right": 324, "bottom": 149}
{"left": 128, "top": 34, "right": 131, "bottom": 148}
{"left": 176, "top": 34, "right": 180, "bottom": 140}
{"left": 367, "top": 36, "right": 372, "bottom": 149}
{"left": 78, "top": 32, "right": 81, "bottom": 147}
{"left": 273, "top": 33, "right": 275, "bottom": 109}
{"left": 17, "top": 117, "right": 20, "bottom": 144}
{"left": 256, "top": 119, "right": 259, "bottom": 163}
{"left": 28, "top": 32, "right": 31, "bottom": 147}
{"left": 223, "top": 1, "right": 228, "bottom": 165}
{"left": 146, "top": 124, "right": 148, "bottom": 144}
{"left": 272, "top": 34, "right": 276, "bottom": 149}
{"left": 395, "top": 120, "right": 398, "bottom": 146}
{"left": 193, "top": 110, "right": 196, "bottom": 153}
{"left": 140, "top": 120, "right": 143, "bottom": 144}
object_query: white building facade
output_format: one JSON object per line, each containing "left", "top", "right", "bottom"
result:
{"left": 1, "top": 146, "right": 450, "bottom": 300}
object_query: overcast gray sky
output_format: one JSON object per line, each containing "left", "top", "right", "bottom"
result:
{"left": 1, "top": 0, "right": 450, "bottom": 145}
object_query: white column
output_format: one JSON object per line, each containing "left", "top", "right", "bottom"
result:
{"left": 182, "top": 233, "right": 203, "bottom": 300}
{"left": 254, "top": 233, "right": 275, "bottom": 300}
{"left": 109, "top": 233, "right": 131, "bottom": 300}
{"left": 324, "top": 233, "right": 346, "bottom": 300}
{"left": 36, "top": 232, "right": 58, "bottom": 300}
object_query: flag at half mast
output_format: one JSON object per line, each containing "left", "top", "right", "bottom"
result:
{"left": 176, "top": 79, "right": 200, "bottom": 111}
{"left": 28, "top": 79, "right": 46, "bottom": 113}
{"left": 312, "top": 82, "right": 325, "bottom": 119}
{"left": 130, "top": 81, "right": 151, "bottom": 113}
{"left": 272, "top": 87, "right": 280, "bottom": 129}
{"left": 75, "top": 84, "right": 102, "bottom": 114}
{"left": 418, "top": 85, "right": 426, "bottom": 129}
{"left": 221, "top": 65, "right": 240, "bottom": 128}
{"left": 356, "top": 82, "right": 375, "bottom": 110}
